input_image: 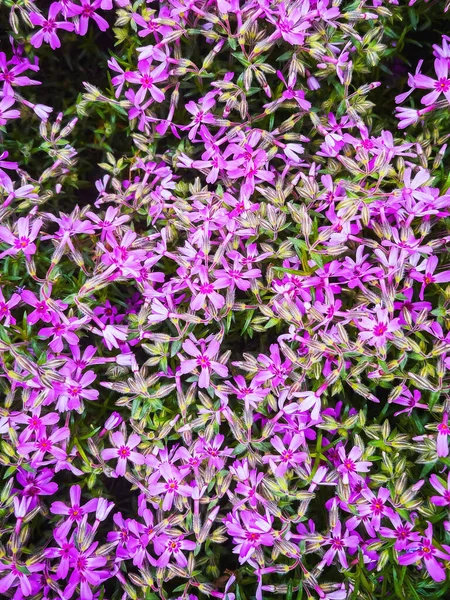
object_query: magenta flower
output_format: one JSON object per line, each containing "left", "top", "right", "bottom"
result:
{"left": 437, "top": 413, "right": 449, "bottom": 457}
{"left": 75, "top": 0, "right": 109, "bottom": 35}
{"left": 29, "top": 5, "right": 75, "bottom": 50}
{"left": 0, "top": 287, "right": 20, "bottom": 326}
{"left": 0, "top": 96, "right": 20, "bottom": 125}
{"left": 17, "top": 426, "right": 70, "bottom": 467}
{"left": 355, "top": 487, "right": 395, "bottom": 534}
{"left": 64, "top": 543, "right": 109, "bottom": 600}
{"left": 413, "top": 59, "right": 450, "bottom": 105}
{"left": 337, "top": 446, "right": 372, "bottom": 485}
{"left": 398, "top": 522, "right": 450, "bottom": 582}
{"left": 44, "top": 532, "right": 76, "bottom": 580}
{"left": 223, "top": 375, "right": 269, "bottom": 410}
{"left": 268, "top": 2, "right": 312, "bottom": 45}
{"left": 10, "top": 407, "right": 59, "bottom": 441}
{"left": 214, "top": 258, "right": 261, "bottom": 292}
{"left": 0, "top": 559, "right": 44, "bottom": 597}
{"left": 148, "top": 463, "right": 193, "bottom": 511}
{"left": 92, "top": 323, "right": 129, "bottom": 350}
{"left": 357, "top": 305, "right": 401, "bottom": 348}
{"left": 15, "top": 467, "right": 58, "bottom": 509}
{"left": 395, "top": 105, "right": 435, "bottom": 129}
{"left": 224, "top": 510, "right": 275, "bottom": 564}
{"left": 320, "top": 521, "right": 359, "bottom": 569}
{"left": 430, "top": 473, "right": 450, "bottom": 506}
{"left": 0, "top": 216, "right": 42, "bottom": 258}
{"left": 0, "top": 52, "right": 40, "bottom": 97}
{"left": 179, "top": 336, "right": 228, "bottom": 388}
{"left": 153, "top": 535, "right": 196, "bottom": 568}
{"left": 262, "top": 434, "right": 307, "bottom": 477}
{"left": 56, "top": 371, "right": 99, "bottom": 413}
{"left": 190, "top": 268, "right": 225, "bottom": 312}
{"left": 50, "top": 485, "right": 99, "bottom": 539}
{"left": 390, "top": 387, "right": 427, "bottom": 416}
{"left": 253, "top": 344, "right": 292, "bottom": 388}
{"left": 125, "top": 60, "right": 167, "bottom": 104}
{"left": 379, "top": 513, "right": 421, "bottom": 551}
{"left": 38, "top": 316, "right": 89, "bottom": 353}
{"left": 410, "top": 255, "right": 450, "bottom": 299}
{"left": 184, "top": 96, "right": 217, "bottom": 141}
{"left": 21, "top": 289, "right": 67, "bottom": 324}
{"left": 196, "top": 434, "right": 233, "bottom": 470}
{"left": 102, "top": 431, "right": 145, "bottom": 476}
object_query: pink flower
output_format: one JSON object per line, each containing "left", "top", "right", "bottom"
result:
{"left": 436, "top": 413, "right": 449, "bottom": 457}
{"left": 398, "top": 522, "right": 450, "bottom": 582}
{"left": 125, "top": 60, "right": 167, "bottom": 104}
{"left": 76, "top": 0, "right": 109, "bottom": 35}
{"left": 0, "top": 96, "right": 20, "bottom": 125}
{"left": 262, "top": 434, "right": 307, "bottom": 477}
{"left": 153, "top": 535, "right": 196, "bottom": 568}
{"left": 410, "top": 255, "right": 450, "bottom": 299}
{"left": 29, "top": 5, "right": 75, "bottom": 50}
{"left": 50, "top": 485, "right": 99, "bottom": 539}
{"left": 430, "top": 472, "right": 450, "bottom": 506}
{"left": 224, "top": 510, "right": 275, "bottom": 564}
{"left": 0, "top": 287, "right": 20, "bottom": 326}
{"left": 148, "top": 463, "right": 193, "bottom": 511}
{"left": 179, "top": 336, "right": 228, "bottom": 388}
{"left": 413, "top": 59, "right": 450, "bottom": 105}
{"left": 357, "top": 305, "right": 401, "bottom": 347}
{"left": 320, "top": 521, "right": 359, "bottom": 569}
{"left": 379, "top": 513, "right": 420, "bottom": 551}
{"left": 102, "top": 431, "right": 145, "bottom": 476}
{"left": 337, "top": 446, "right": 372, "bottom": 485}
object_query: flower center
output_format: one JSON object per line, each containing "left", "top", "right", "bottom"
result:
{"left": 118, "top": 445, "right": 131, "bottom": 458}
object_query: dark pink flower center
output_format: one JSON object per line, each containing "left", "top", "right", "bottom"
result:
{"left": 196, "top": 355, "right": 211, "bottom": 368}
{"left": 14, "top": 237, "right": 30, "bottom": 249}
{"left": 118, "top": 445, "right": 131, "bottom": 458}
{"left": 69, "top": 505, "right": 83, "bottom": 520}
{"left": 165, "top": 478, "right": 178, "bottom": 492}
{"left": 435, "top": 77, "right": 450, "bottom": 92}
{"left": 43, "top": 20, "right": 57, "bottom": 33}
{"left": 373, "top": 323, "right": 387, "bottom": 336}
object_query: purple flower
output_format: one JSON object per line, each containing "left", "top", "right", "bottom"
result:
{"left": 410, "top": 255, "right": 450, "bottom": 299}
{"left": 179, "top": 336, "right": 228, "bottom": 388}
{"left": 148, "top": 463, "right": 193, "bottom": 511}
{"left": 430, "top": 473, "right": 450, "bottom": 506}
{"left": 76, "top": 0, "right": 109, "bottom": 35}
{"left": 0, "top": 559, "right": 44, "bottom": 597}
{"left": 125, "top": 60, "right": 167, "bottom": 104}
{"left": 398, "top": 522, "right": 450, "bottom": 582}
{"left": 379, "top": 513, "right": 420, "bottom": 551}
{"left": 0, "top": 288, "right": 20, "bottom": 326}
{"left": 437, "top": 413, "right": 449, "bottom": 457}
{"left": 153, "top": 535, "right": 196, "bottom": 568}
{"left": 50, "top": 485, "right": 99, "bottom": 539}
{"left": 320, "top": 521, "right": 360, "bottom": 569}
{"left": 0, "top": 95, "right": 20, "bottom": 125}
{"left": 224, "top": 509, "right": 275, "bottom": 564}
{"left": 337, "top": 446, "right": 372, "bottom": 485}
{"left": 195, "top": 434, "right": 233, "bottom": 470}
{"left": 413, "top": 59, "right": 450, "bottom": 105}
{"left": 262, "top": 434, "right": 307, "bottom": 477}
{"left": 357, "top": 305, "right": 401, "bottom": 348}
{"left": 102, "top": 431, "right": 145, "bottom": 476}
{"left": 64, "top": 543, "right": 109, "bottom": 600}
{"left": 29, "top": 5, "right": 75, "bottom": 50}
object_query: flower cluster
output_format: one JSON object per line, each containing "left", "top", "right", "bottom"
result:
{"left": 1, "top": 0, "right": 450, "bottom": 599}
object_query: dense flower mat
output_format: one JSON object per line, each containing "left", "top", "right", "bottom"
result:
{"left": 1, "top": 0, "right": 450, "bottom": 598}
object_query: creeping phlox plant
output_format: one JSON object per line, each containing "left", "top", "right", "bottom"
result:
{"left": 1, "top": 0, "right": 450, "bottom": 599}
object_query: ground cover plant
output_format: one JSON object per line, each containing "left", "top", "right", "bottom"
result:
{"left": 2, "top": 0, "right": 450, "bottom": 598}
